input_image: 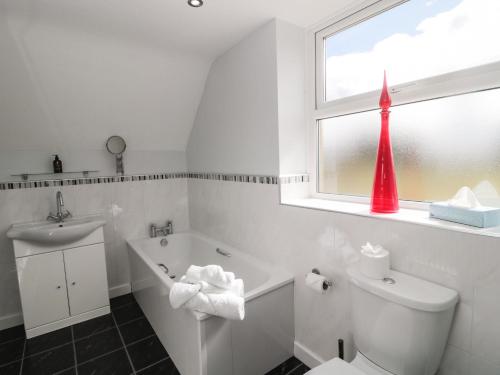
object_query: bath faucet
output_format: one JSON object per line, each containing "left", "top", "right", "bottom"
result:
{"left": 47, "top": 191, "right": 72, "bottom": 223}
{"left": 150, "top": 220, "right": 173, "bottom": 238}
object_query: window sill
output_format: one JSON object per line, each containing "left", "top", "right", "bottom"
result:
{"left": 281, "top": 197, "right": 500, "bottom": 238}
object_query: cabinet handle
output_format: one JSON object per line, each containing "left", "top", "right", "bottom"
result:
{"left": 56, "top": 285, "right": 61, "bottom": 289}
{"left": 71, "top": 282, "right": 76, "bottom": 286}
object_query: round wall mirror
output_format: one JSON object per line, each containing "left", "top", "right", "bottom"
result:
{"left": 106, "top": 135, "right": 126, "bottom": 155}
{"left": 106, "top": 136, "right": 126, "bottom": 175}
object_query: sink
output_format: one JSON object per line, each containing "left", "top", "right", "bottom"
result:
{"left": 7, "top": 217, "right": 106, "bottom": 245}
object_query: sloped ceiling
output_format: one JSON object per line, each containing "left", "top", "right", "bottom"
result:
{"left": 3, "top": 0, "right": 357, "bottom": 58}
{"left": 0, "top": 0, "right": 356, "bottom": 154}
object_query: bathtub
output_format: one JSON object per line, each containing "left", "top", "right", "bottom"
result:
{"left": 127, "top": 231, "right": 294, "bottom": 375}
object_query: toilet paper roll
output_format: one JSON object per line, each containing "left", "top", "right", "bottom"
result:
{"left": 360, "top": 243, "right": 390, "bottom": 279}
{"left": 305, "top": 272, "right": 328, "bottom": 294}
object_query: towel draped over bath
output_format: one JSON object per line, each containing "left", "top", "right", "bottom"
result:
{"left": 169, "top": 265, "right": 245, "bottom": 320}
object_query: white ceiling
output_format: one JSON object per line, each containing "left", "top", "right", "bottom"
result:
{"left": 2, "top": 0, "right": 357, "bottom": 59}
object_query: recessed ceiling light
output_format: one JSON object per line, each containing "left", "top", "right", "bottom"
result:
{"left": 188, "top": 0, "right": 203, "bottom": 7}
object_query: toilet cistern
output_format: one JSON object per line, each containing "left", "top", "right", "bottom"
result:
{"left": 47, "top": 191, "right": 72, "bottom": 223}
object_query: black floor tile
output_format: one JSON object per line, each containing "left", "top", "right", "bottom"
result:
{"left": 110, "top": 294, "right": 136, "bottom": 310}
{"left": 265, "top": 356, "right": 303, "bottom": 375}
{"left": 288, "top": 364, "right": 310, "bottom": 375}
{"left": 127, "top": 336, "right": 168, "bottom": 372}
{"left": 54, "top": 368, "right": 77, "bottom": 375}
{"left": 119, "top": 317, "right": 155, "bottom": 345}
{"left": 75, "top": 327, "right": 123, "bottom": 364}
{"left": 73, "top": 314, "right": 115, "bottom": 340}
{"left": 137, "top": 358, "right": 180, "bottom": 375}
{"left": 0, "top": 325, "right": 25, "bottom": 344}
{"left": 0, "top": 360, "right": 22, "bottom": 375}
{"left": 113, "top": 302, "right": 144, "bottom": 325}
{"left": 0, "top": 337, "right": 24, "bottom": 366}
{"left": 77, "top": 349, "right": 133, "bottom": 375}
{"left": 25, "top": 327, "right": 72, "bottom": 356}
{"left": 22, "top": 343, "right": 75, "bottom": 375}
{"left": 0, "top": 312, "right": 305, "bottom": 375}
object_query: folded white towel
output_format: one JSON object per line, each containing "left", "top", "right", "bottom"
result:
{"left": 228, "top": 278, "right": 244, "bottom": 297}
{"left": 169, "top": 281, "right": 201, "bottom": 309}
{"left": 184, "top": 291, "right": 245, "bottom": 321}
{"left": 169, "top": 265, "right": 245, "bottom": 320}
{"left": 179, "top": 276, "right": 244, "bottom": 297}
{"left": 185, "top": 265, "right": 235, "bottom": 290}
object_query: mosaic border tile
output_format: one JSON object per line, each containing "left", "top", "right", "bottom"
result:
{"left": 279, "top": 175, "right": 310, "bottom": 184}
{"left": 0, "top": 172, "right": 302, "bottom": 190}
{"left": 0, "top": 173, "right": 189, "bottom": 191}
{"left": 188, "top": 173, "right": 278, "bottom": 185}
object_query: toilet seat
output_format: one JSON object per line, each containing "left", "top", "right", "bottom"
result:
{"left": 305, "top": 358, "right": 366, "bottom": 375}
{"left": 305, "top": 352, "right": 394, "bottom": 375}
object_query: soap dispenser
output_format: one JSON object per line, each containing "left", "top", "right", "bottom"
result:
{"left": 53, "top": 155, "right": 63, "bottom": 173}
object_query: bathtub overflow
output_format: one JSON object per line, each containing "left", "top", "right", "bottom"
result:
{"left": 383, "top": 277, "right": 396, "bottom": 285}
{"left": 160, "top": 238, "right": 168, "bottom": 247}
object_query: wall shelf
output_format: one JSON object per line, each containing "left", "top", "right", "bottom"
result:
{"left": 11, "top": 171, "right": 99, "bottom": 181}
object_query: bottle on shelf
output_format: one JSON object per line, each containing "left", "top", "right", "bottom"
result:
{"left": 53, "top": 155, "right": 63, "bottom": 174}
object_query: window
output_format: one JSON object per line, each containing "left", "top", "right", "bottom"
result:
{"left": 314, "top": 0, "right": 500, "bottom": 204}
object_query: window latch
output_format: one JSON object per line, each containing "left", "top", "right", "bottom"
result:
{"left": 391, "top": 82, "right": 417, "bottom": 94}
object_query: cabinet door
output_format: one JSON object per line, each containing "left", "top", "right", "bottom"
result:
{"left": 16, "top": 252, "right": 70, "bottom": 329}
{"left": 64, "top": 243, "right": 109, "bottom": 316}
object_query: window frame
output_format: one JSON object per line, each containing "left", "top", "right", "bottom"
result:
{"left": 308, "top": 0, "right": 500, "bottom": 207}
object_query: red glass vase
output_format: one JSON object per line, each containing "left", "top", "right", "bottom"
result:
{"left": 370, "top": 72, "right": 399, "bottom": 213}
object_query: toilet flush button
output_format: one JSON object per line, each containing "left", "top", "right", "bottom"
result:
{"left": 383, "top": 277, "right": 396, "bottom": 285}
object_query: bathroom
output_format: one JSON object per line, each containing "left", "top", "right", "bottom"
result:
{"left": 1, "top": 0, "right": 499, "bottom": 374}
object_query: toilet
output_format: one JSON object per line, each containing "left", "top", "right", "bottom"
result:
{"left": 307, "top": 267, "right": 458, "bottom": 375}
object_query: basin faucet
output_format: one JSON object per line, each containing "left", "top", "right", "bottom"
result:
{"left": 47, "top": 191, "right": 72, "bottom": 222}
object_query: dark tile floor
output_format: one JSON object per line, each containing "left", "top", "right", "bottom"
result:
{"left": 0, "top": 294, "right": 309, "bottom": 375}
{"left": 265, "top": 356, "right": 310, "bottom": 375}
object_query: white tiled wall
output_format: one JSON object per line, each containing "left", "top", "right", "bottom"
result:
{"left": 0, "top": 179, "right": 190, "bottom": 325}
{"left": 2, "top": 176, "right": 499, "bottom": 374}
{"left": 187, "top": 178, "right": 500, "bottom": 375}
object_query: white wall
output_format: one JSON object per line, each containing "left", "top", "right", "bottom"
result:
{"left": 0, "top": 10, "right": 211, "bottom": 180}
{"left": 276, "top": 21, "right": 307, "bottom": 175}
{"left": 187, "top": 21, "right": 280, "bottom": 176}
{"left": 185, "top": 19, "right": 500, "bottom": 375}
{"left": 0, "top": 179, "right": 190, "bottom": 328}
{"left": 187, "top": 18, "right": 305, "bottom": 175}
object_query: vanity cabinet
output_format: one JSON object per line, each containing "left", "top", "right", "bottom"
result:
{"left": 64, "top": 244, "right": 109, "bottom": 316}
{"left": 16, "top": 251, "right": 70, "bottom": 329}
{"left": 13, "top": 227, "right": 110, "bottom": 338}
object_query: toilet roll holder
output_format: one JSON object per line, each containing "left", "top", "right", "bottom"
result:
{"left": 312, "top": 268, "right": 334, "bottom": 291}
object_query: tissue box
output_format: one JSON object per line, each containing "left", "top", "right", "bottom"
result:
{"left": 430, "top": 202, "right": 500, "bottom": 228}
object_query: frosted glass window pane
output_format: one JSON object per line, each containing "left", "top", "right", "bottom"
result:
{"left": 325, "top": 0, "right": 500, "bottom": 101}
{"left": 318, "top": 89, "right": 500, "bottom": 205}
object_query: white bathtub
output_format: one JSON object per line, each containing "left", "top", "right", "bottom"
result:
{"left": 127, "top": 231, "right": 294, "bottom": 375}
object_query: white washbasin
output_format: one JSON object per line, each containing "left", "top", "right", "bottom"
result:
{"left": 7, "top": 217, "right": 106, "bottom": 245}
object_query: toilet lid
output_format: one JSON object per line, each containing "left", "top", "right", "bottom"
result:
{"left": 306, "top": 358, "right": 366, "bottom": 375}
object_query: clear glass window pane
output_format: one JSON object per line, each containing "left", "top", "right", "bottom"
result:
{"left": 325, "top": 0, "right": 500, "bottom": 102}
{"left": 318, "top": 89, "right": 500, "bottom": 205}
